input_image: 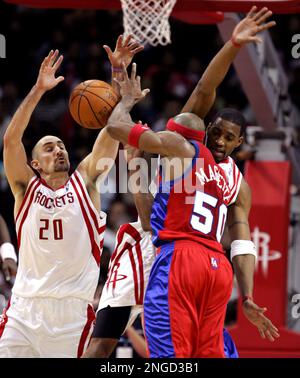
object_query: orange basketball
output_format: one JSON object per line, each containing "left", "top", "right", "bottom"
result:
{"left": 69, "top": 80, "right": 120, "bottom": 129}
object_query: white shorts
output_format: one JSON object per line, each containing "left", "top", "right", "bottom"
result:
{"left": 99, "top": 222, "right": 156, "bottom": 310}
{"left": 0, "top": 294, "right": 95, "bottom": 358}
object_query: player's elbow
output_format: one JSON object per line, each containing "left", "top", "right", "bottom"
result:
{"left": 106, "top": 123, "right": 118, "bottom": 139}
{"left": 3, "top": 130, "right": 14, "bottom": 149}
{"left": 196, "top": 80, "right": 214, "bottom": 97}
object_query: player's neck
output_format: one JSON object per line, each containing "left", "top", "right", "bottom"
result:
{"left": 40, "top": 172, "right": 70, "bottom": 191}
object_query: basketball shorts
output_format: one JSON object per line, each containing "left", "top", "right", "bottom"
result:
{"left": 144, "top": 240, "right": 233, "bottom": 358}
{"left": 0, "top": 294, "right": 95, "bottom": 358}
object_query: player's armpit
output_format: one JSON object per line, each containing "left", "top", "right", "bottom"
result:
{"left": 77, "top": 128, "right": 119, "bottom": 184}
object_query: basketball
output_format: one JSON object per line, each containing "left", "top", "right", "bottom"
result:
{"left": 69, "top": 80, "right": 120, "bottom": 129}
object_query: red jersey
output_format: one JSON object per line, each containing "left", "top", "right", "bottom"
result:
{"left": 150, "top": 140, "right": 235, "bottom": 254}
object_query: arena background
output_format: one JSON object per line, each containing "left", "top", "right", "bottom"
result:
{"left": 0, "top": 0, "right": 300, "bottom": 357}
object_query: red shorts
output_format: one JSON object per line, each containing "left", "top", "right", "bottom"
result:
{"left": 144, "top": 240, "right": 233, "bottom": 358}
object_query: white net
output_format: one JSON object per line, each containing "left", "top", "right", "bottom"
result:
{"left": 120, "top": 0, "right": 177, "bottom": 47}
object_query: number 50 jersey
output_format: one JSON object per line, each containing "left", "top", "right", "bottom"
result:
{"left": 13, "top": 170, "right": 106, "bottom": 301}
{"left": 151, "top": 140, "right": 242, "bottom": 254}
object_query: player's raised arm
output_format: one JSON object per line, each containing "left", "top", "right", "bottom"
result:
{"left": 78, "top": 37, "right": 144, "bottom": 183}
{"left": 3, "top": 50, "right": 64, "bottom": 197}
{"left": 181, "top": 6, "right": 276, "bottom": 118}
{"left": 104, "top": 34, "right": 144, "bottom": 95}
{"left": 106, "top": 63, "right": 196, "bottom": 158}
{"left": 228, "top": 178, "right": 280, "bottom": 342}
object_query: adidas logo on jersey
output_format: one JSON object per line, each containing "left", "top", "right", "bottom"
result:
{"left": 211, "top": 257, "right": 219, "bottom": 269}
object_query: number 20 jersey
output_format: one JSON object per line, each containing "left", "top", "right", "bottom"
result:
{"left": 13, "top": 170, "right": 106, "bottom": 301}
{"left": 151, "top": 140, "right": 242, "bottom": 254}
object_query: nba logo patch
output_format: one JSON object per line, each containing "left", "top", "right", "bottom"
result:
{"left": 211, "top": 257, "right": 219, "bottom": 270}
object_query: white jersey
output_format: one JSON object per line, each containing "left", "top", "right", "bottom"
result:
{"left": 99, "top": 221, "right": 156, "bottom": 309}
{"left": 13, "top": 170, "right": 106, "bottom": 301}
{"left": 218, "top": 156, "right": 243, "bottom": 206}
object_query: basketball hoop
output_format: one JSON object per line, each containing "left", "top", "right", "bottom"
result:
{"left": 120, "top": 0, "right": 177, "bottom": 47}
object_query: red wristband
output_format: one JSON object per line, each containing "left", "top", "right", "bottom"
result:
{"left": 128, "top": 123, "right": 150, "bottom": 148}
{"left": 242, "top": 295, "right": 253, "bottom": 303}
{"left": 231, "top": 36, "right": 242, "bottom": 48}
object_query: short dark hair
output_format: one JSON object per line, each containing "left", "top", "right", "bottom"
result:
{"left": 212, "top": 108, "right": 247, "bottom": 136}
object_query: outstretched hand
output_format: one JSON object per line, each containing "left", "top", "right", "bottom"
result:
{"left": 104, "top": 34, "right": 144, "bottom": 69}
{"left": 114, "top": 63, "right": 150, "bottom": 106}
{"left": 242, "top": 298, "right": 280, "bottom": 342}
{"left": 36, "top": 50, "right": 64, "bottom": 92}
{"left": 232, "top": 6, "right": 276, "bottom": 46}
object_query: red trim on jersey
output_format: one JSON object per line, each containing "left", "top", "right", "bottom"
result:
{"left": 15, "top": 177, "right": 39, "bottom": 222}
{"left": 39, "top": 176, "right": 71, "bottom": 191}
{"left": 17, "top": 181, "right": 41, "bottom": 248}
{"left": 128, "top": 246, "right": 139, "bottom": 304}
{"left": 70, "top": 177, "right": 101, "bottom": 266}
{"left": 135, "top": 242, "right": 144, "bottom": 305}
{"left": 73, "top": 172, "right": 105, "bottom": 234}
{"left": 77, "top": 304, "right": 95, "bottom": 358}
{"left": 227, "top": 162, "right": 241, "bottom": 205}
{"left": 100, "top": 238, "right": 104, "bottom": 251}
{"left": 0, "top": 298, "right": 11, "bottom": 338}
{"left": 110, "top": 223, "right": 142, "bottom": 262}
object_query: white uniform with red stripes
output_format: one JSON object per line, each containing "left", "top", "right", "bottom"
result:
{"left": 98, "top": 221, "right": 156, "bottom": 327}
{"left": 218, "top": 156, "right": 242, "bottom": 206}
{"left": 0, "top": 170, "right": 106, "bottom": 358}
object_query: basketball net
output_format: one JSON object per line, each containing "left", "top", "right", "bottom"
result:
{"left": 120, "top": 0, "right": 177, "bottom": 47}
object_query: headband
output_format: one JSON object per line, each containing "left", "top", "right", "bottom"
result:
{"left": 166, "top": 118, "right": 205, "bottom": 143}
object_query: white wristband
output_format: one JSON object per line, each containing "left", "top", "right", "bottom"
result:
{"left": 230, "top": 240, "right": 257, "bottom": 261}
{"left": 0, "top": 242, "right": 17, "bottom": 262}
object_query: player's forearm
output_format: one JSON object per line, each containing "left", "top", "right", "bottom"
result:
{"left": 181, "top": 40, "right": 240, "bottom": 117}
{"left": 232, "top": 254, "right": 255, "bottom": 297}
{"left": 90, "top": 128, "right": 120, "bottom": 176}
{"left": 129, "top": 163, "right": 153, "bottom": 232}
{"left": 197, "top": 40, "right": 239, "bottom": 95}
{"left": 108, "top": 98, "right": 134, "bottom": 125}
{"left": 3, "top": 85, "right": 44, "bottom": 144}
{"left": 0, "top": 215, "right": 11, "bottom": 245}
{"left": 107, "top": 101, "right": 164, "bottom": 155}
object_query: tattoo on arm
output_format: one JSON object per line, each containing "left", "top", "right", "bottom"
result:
{"left": 228, "top": 220, "right": 249, "bottom": 229}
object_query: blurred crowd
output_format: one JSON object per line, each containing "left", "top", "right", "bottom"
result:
{"left": 1, "top": 4, "right": 300, "bottom": 344}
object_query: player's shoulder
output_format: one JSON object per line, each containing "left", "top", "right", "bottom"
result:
{"left": 196, "top": 142, "right": 215, "bottom": 162}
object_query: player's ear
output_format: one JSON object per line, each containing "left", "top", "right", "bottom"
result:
{"left": 206, "top": 122, "right": 212, "bottom": 132}
{"left": 31, "top": 159, "right": 40, "bottom": 170}
{"left": 236, "top": 135, "right": 244, "bottom": 148}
